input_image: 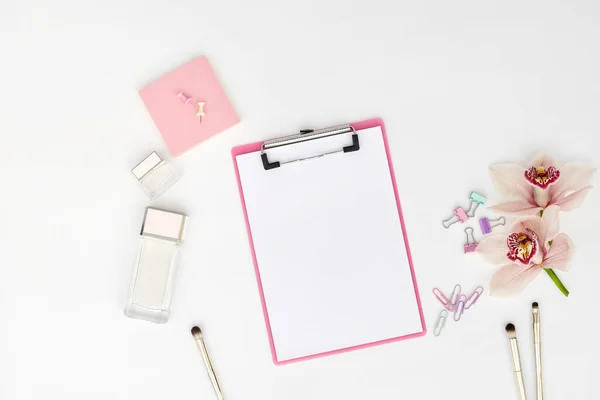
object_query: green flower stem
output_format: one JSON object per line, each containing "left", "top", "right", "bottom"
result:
{"left": 544, "top": 268, "right": 569, "bottom": 297}
{"left": 540, "top": 208, "right": 569, "bottom": 297}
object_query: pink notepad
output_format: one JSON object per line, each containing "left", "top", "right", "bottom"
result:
{"left": 139, "top": 57, "right": 239, "bottom": 157}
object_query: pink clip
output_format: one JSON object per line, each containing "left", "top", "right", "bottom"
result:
{"left": 433, "top": 288, "right": 454, "bottom": 311}
{"left": 453, "top": 294, "right": 466, "bottom": 321}
{"left": 442, "top": 207, "right": 469, "bottom": 228}
{"left": 464, "top": 244, "right": 478, "bottom": 253}
{"left": 455, "top": 207, "right": 468, "bottom": 222}
{"left": 449, "top": 284, "right": 461, "bottom": 306}
{"left": 463, "top": 227, "right": 478, "bottom": 253}
{"left": 464, "top": 286, "right": 484, "bottom": 309}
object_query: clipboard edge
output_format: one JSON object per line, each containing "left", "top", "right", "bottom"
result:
{"left": 231, "top": 139, "right": 281, "bottom": 365}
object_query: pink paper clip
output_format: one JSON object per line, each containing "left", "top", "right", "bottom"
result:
{"left": 433, "top": 288, "right": 454, "bottom": 311}
{"left": 464, "top": 286, "right": 484, "bottom": 309}
{"left": 463, "top": 227, "right": 478, "bottom": 253}
{"left": 442, "top": 207, "right": 469, "bottom": 228}
{"left": 449, "top": 284, "right": 461, "bottom": 307}
{"left": 453, "top": 294, "right": 466, "bottom": 321}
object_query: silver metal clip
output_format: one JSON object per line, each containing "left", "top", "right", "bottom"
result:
{"left": 260, "top": 124, "right": 359, "bottom": 170}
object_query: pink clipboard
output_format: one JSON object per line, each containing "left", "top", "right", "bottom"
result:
{"left": 232, "top": 118, "right": 426, "bottom": 365}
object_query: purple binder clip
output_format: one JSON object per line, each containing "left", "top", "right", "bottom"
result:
{"left": 480, "top": 216, "right": 506, "bottom": 234}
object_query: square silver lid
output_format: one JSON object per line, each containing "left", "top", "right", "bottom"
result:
{"left": 140, "top": 207, "right": 187, "bottom": 241}
{"left": 132, "top": 151, "right": 163, "bottom": 180}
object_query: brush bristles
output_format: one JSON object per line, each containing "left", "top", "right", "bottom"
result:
{"left": 532, "top": 302, "right": 539, "bottom": 311}
{"left": 505, "top": 323, "right": 516, "bottom": 338}
{"left": 191, "top": 326, "right": 203, "bottom": 339}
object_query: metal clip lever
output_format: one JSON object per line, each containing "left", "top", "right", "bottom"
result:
{"left": 261, "top": 125, "right": 359, "bottom": 170}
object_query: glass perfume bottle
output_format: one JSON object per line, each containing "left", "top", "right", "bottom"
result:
{"left": 125, "top": 207, "right": 187, "bottom": 323}
{"left": 131, "top": 151, "right": 180, "bottom": 200}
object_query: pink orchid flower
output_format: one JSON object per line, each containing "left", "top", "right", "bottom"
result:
{"left": 476, "top": 205, "right": 573, "bottom": 296}
{"left": 488, "top": 153, "right": 595, "bottom": 215}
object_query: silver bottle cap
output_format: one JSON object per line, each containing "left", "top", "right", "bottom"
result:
{"left": 132, "top": 151, "right": 163, "bottom": 180}
{"left": 141, "top": 207, "right": 187, "bottom": 241}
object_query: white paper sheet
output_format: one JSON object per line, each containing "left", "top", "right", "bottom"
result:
{"left": 236, "top": 126, "right": 423, "bottom": 362}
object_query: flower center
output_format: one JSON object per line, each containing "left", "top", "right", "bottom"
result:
{"left": 524, "top": 166, "right": 560, "bottom": 189}
{"left": 507, "top": 230, "right": 538, "bottom": 265}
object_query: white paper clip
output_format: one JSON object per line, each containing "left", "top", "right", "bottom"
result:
{"left": 464, "top": 286, "right": 484, "bottom": 309}
{"left": 449, "top": 284, "right": 461, "bottom": 307}
{"left": 433, "top": 288, "right": 454, "bottom": 311}
{"left": 434, "top": 309, "right": 449, "bottom": 336}
{"left": 453, "top": 294, "right": 467, "bottom": 321}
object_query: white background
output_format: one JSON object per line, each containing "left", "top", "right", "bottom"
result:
{"left": 1, "top": 1, "right": 599, "bottom": 399}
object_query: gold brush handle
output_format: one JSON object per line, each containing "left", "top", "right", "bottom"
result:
{"left": 533, "top": 304, "right": 543, "bottom": 400}
{"left": 515, "top": 371, "right": 528, "bottom": 400}
{"left": 535, "top": 342, "right": 543, "bottom": 400}
{"left": 196, "top": 336, "right": 224, "bottom": 400}
{"left": 510, "top": 338, "right": 527, "bottom": 400}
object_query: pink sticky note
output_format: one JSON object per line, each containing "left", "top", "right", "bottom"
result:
{"left": 139, "top": 57, "right": 239, "bottom": 157}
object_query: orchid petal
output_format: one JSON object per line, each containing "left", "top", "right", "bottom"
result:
{"left": 476, "top": 234, "right": 508, "bottom": 265}
{"left": 489, "top": 164, "right": 534, "bottom": 199}
{"left": 553, "top": 186, "right": 593, "bottom": 211}
{"left": 551, "top": 163, "right": 596, "bottom": 196}
{"left": 539, "top": 205, "right": 560, "bottom": 244}
{"left": 543, "top": 233, "right": 574, "bottom": 271}
{"left": 533, "top": 187, "right": 552, "bottom": 208}
{"left": 490, "top": 264, "right": 543, "bottom": 296}
{"left": 488, "top": 201, "right": 541, "bottom": 216}
{"left": 531, "top": 250, "right": 543, "bottom": 266}
{"left": 508, "top": 216, "right": 541, "bottom": 237}
{"left": 531, "top": 153, "right": 558, "bottom": 169}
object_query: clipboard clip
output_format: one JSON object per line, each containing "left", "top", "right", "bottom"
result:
{"left": 261, "top": 124, "right": 360, "bottom": 170}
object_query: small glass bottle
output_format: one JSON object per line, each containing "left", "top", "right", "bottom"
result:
{"left": 125, "top": 207, "right": 188, "bottom": 323}
{"left": 131, "top": 151, "right": 180, "bottom": 200}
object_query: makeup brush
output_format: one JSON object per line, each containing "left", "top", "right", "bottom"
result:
{"left": 506, "top": 323, "right": 527, "bottom": 400}
{"left": 533, "top": 302, "right": 543, "bottom": 400}
{"left": 191, "top": 326, "right": 224, "bottom": 400}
